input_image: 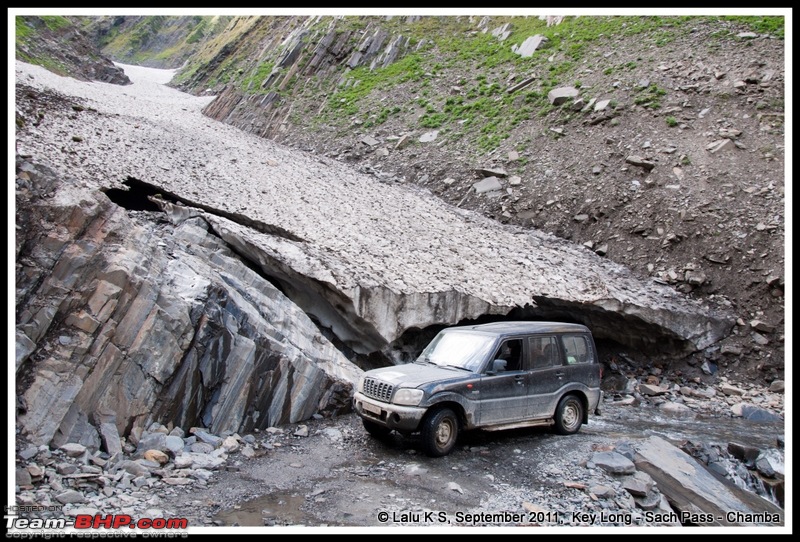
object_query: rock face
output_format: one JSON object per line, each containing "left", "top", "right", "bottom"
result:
{"left": 15, "top": 158, "right": 360, "bottom": 451}
{"left": 197, "top": 16, "right": 416, "bottom": 141}
{"left": 80, "top": 16, "right": 234, "bottom": 70}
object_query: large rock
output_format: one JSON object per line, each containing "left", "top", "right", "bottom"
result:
{"left": 99, "top": 422, "right": 123, "bottom": 456}
{"left": 634, "top": 436, "right": 784, "bottom": 526}
{"left": 590, "top": 451, "right": 636, "bottom": 474}
{"left": 738, "top": 405, "right": 782, "bottom": 422}
{"left": 639, "top": 383, "right": 668, "bottom": 396}
{"left": 513, "top": 35, "right": 548, "bottom": 57}
{"left": 658, "top": 402, "right": 696, "bottom": 418}
{"left": 622, "top": 470, "right": 654, "bottom": 497}
{"left": 473, "top": 177, "right": 503, "bottom": 194}
{"left": 547, "top": 86, "right": 580, "bottom": 106}
{"left": 14, "top": 158, "right": 361, "bottom": 449}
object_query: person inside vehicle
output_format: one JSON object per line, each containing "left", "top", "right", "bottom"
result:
{"left": 497, "top": 341, "right": 522, "bottom": 371}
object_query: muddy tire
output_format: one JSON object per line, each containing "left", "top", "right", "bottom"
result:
{"left": 362, "top": 419, "right": 392, "bottom": 439}
{"left": 421, "top": 407, "right": 459, "bottom": 457}
{"left": 554, "top": 395, "right": 584, "bottom": 435}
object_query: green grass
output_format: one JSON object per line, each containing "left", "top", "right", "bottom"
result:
{"left": 634, "top": 83, "right": 668, "bottom": 109}
{"left": 239, "top": 61, "right": 276, "bottom": 93}
{"left": 666, "top": 116, "right": 678, "bottom": 127}
{"left": 41, "top": 16, "right": 70, "bottom": 31}
{"left": 327, "top": 52, "right": 427, "bottom": 117}
{"left": 15, "top": 17, "right": 34, "bottom": 44}
{"left": 363, "top": 105, "right": 402, "bottom": 128}
{"left": 15, "top": 16, "right": 71, "bottom": 75}
{"left": 721, "top": 16, "right": 784, "bottom": 38}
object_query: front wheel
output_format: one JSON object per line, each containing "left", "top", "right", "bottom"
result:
{"left": 554, "top": 395, "right": 584, "bottom": 435}
{"left": 421, "top": 408, "right": 459, "bottom": 457}
{"left": 362, "top": 418, "right": 392, "bottom": 438}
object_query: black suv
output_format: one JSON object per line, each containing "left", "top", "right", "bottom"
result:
{"left": 353, "top": 321, "right": 602, "bottom": 456}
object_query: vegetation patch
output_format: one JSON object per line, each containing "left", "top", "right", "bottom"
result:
{"left": 634, "top": 83, "right": 667, "bottom": 110}
{"left": 722, "top": 15, "right": 784, "bottom": 38}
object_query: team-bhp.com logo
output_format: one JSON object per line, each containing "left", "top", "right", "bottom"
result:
{"left": 6, "top": 513, "right": 188, "bottom": 537}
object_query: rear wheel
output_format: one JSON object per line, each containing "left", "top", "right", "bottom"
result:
{"left": 554, "top": 395, "right": 584, "bottom": 435}
{"left": 362, "top": 418, "right": 392, "bottom": 438}
{"left": 421, "top": 407, "right": 459, "bottom": 457}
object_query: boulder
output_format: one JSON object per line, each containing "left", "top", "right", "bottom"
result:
{"left": 590, "top": 451, "right": 636, "bottom": 474}
{"left": 634, "top": 436, "right": 784, "bottom": 526}
{"left": 547, "top": 87, "right": 580, "bottom": 106}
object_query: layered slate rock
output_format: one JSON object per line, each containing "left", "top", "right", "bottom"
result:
{"left": 16, "top": 61, "right": 734, "bottom": 363}
{"left": 634, "top": 436, "right": 784, "bottom": 526}
{"left": 15, "top": 158, "right": 360, "bottom": 450}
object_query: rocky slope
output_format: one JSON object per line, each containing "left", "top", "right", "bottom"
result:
{"left": 150, "top": 14, "right": 785, "bottom": 382}
{"left": 15, "top": 16, "right": 130, "bottom": 85}
{"left": 15, "top": 14, "right": 785, "bottom": 525}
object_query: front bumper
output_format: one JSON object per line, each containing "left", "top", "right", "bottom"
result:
{"left": 353, "top": 391, "right": 426, "bottom": 432}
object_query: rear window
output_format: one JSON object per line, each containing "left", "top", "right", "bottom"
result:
{"left": 562, "top": 335, "right": 592, "bottom": 364}
{"left": 529, "top": 336, "right": 559, "bottom": 369}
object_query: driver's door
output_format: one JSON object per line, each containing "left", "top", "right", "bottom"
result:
{"left": 476, "top": 338, "right": 529, "bottom": 425}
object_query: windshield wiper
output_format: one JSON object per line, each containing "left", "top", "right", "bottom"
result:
{"left": 441, "top": 364, "right": 472, "bottom": 372}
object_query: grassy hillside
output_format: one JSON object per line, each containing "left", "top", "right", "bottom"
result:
{"left": 171, "top": 15, "right": 783, "bottom": 154}
{"left": 16, "top": 16, "right": 82, "bottom": 75}
{"left": 76, "top": 15, "right": 234, "bottom": 69}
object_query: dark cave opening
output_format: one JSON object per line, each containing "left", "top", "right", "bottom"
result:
{"left": 102, "top": 177, "right": 175, "bottom": 212}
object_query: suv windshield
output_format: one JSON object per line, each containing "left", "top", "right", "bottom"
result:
{"left": 417, "top": 331, "right": 495, "bottom": 372}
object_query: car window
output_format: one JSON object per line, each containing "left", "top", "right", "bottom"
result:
{"left": 417, "top": 331, "right": 496, "bottom": 371}
{"left": 529, "top": 336, "right": 558, "bottom": 369}
{"left": 491, "top": 339, "right": 524, "bottom": 372}
{"left": 562, "top": 335, "right": 591, "bottom": 364}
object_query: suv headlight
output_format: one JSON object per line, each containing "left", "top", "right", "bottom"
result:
{"left": 393, "top": 388, "right": 424, "bottom": 406}
{"left": 357, "top": 375, "right": 366, "bottom": 393}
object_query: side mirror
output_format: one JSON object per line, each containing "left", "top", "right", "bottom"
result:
{"left": 489, "top": 359, "right": 507, "bottom": 374}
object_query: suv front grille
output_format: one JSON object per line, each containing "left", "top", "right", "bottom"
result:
{"left": 363, "top": 378, "right": 394, "bottom": 403}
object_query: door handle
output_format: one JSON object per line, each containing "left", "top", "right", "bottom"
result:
{"left": 515, "top": 375, "right": 525, "bottom": 384}
{"left": 555, "top": 372, "right": 565, "bottom": 378}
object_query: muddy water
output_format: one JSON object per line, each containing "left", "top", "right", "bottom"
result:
{"left": 215, "top": 491, "right": 309, "bottom": 526}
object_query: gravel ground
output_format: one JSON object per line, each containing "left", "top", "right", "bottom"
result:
{"left": 149, "top": 399, "right": 784, "bottom": 532}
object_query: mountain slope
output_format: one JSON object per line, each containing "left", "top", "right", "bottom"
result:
{"left": 171, "top": 14, "right": 787, "bottom": 381}
{"left": 76, "top": 15, "right": 234, "bottom": 69}
{"left": 15, "top": 15, "right": 130, "bottom": 84}
{"left": 25, "top": 13, "right": 787, "bottom": 382}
